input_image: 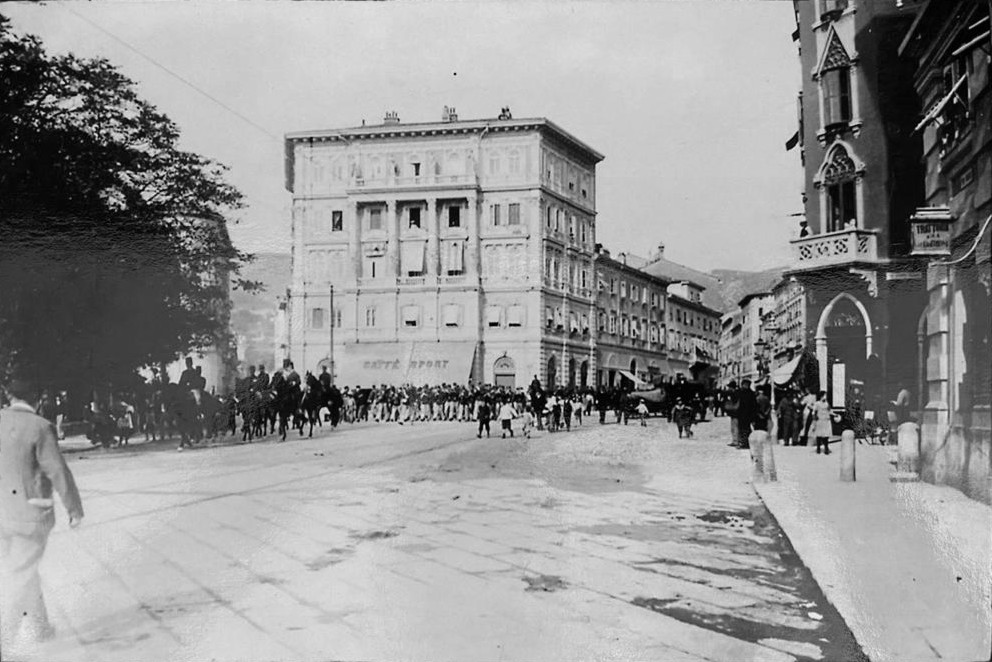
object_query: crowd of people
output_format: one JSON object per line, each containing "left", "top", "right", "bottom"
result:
{"left": 720, "top": 378, "right": 914, "bottom": 453}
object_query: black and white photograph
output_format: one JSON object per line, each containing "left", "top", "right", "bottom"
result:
{"left": 0, "top": 1, "right": 990, "bottom": 660}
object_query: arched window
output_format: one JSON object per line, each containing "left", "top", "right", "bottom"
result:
{"left": 819, "top": 144, "right": 859, "bottom": 232}
{"left": 547, "top": 356, "right": 557, "bottom": 387}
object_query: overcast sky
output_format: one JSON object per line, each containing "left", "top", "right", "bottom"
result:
{"left": 5, "top": 0, "right": 802, "bottom": 272}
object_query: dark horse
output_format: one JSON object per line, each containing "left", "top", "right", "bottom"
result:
{"left": 270, "top": 374, "right": 300, "bottom": 442}
{"left": 296, "top": 375, "right": 325, "bottom": 438}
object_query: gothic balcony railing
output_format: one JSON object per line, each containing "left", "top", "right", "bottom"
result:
{"left": 790, "top": 227, "right": 879, "bottom": 270}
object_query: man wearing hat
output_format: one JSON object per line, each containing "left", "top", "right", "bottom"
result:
{"left": 0, "top": 373, "right": 84, "bottom": 650}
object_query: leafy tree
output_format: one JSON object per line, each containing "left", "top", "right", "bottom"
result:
{"left": 0, "top": 16, "right": 257, "bottom": 397}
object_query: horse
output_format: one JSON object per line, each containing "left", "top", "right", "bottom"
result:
{"left": 296, "top": 378, "right": 325, "bottom": 438}
{"left": 270, "top": 378, "right": 300, "bottom": 442}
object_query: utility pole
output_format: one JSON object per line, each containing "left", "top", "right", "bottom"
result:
{"left": 327, "top": 283, "right": 337, "bottom": 384}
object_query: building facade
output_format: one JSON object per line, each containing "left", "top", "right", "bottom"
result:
{"left": 736, "top": 293, "right": 775, "bottom": 384}
{"left": 789, "top": 0, "right": 928, "bottom": 411}
{"left": 900, "top": 0, "right": 991, "bottom": 502}
{"left": 283, "top": 109, "right": 603, "bottom": 390}
{"left": 593, "top": 248, "right": 670, "bottom": 387}
{"left": 771, "top": 276, "right": 808, "bottom": 361}
{"left": 665, "top": 282, "right": 722, "bottom": 383}
{"left": 719, "top": 312, "right": 743, "bottom": 386}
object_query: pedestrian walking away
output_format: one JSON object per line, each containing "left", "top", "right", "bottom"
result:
{"left": 477, "top": 400, "right": 491, "bottom": 438}
{"left": 497, "top": 401, "right": 516, "bottom": 438}
{"left": 0, "top": 373, "right": 84, "bottom": 652}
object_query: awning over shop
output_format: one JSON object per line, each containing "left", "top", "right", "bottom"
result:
{"left": 334, "top": 341, "right": 477, "bottom": 387}
{"left": 616, "top": 369, "right": 650, "bottom": 389}
{"left": 773, "top": 354, "right": 804, "bottom": 386}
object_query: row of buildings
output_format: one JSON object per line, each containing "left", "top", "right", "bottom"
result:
{"left": 276, "top": 110, "right": 721, "bottom": 392}
{"left": 777, "top": 0, "right": 990, "bottom": 501}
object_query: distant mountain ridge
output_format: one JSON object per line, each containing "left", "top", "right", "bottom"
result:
{"left": 707, "top": 267, "right": 786, "bottom": 314}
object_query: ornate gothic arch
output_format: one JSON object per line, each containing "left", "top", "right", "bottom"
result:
{"left": 814, "top": 141, "right": 866, "bottom": 188}
{"left": 814, "top": 26, "right": 854, "bottom": 80}
{"left": 814, "top": 292, "right": 874, "bottom": 391}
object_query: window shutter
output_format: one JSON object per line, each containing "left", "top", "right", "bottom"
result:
{"left": 508, "top": 305, "right": 524, "bottom": 327}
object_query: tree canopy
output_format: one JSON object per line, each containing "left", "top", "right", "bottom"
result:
{"left": 0, "top": 16, "right": 254, "bottom": 392}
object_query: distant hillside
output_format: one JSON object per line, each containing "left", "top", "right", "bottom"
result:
{"left": 231, "top": 253, "right": 291, "bottom": 369}
{"left": 708, "top": 267, "right": 786, "bottom": 314}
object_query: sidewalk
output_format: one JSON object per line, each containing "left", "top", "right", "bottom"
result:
{"left": 754, "top": 442, "right": 991, "bottom": 662}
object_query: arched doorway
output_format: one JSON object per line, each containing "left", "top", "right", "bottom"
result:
{"left": 630, "top": 359, "right": 638, "bottom": 378}
{"left": 494, "top": 355, "right": 516, "bottom": 388}
{"left": 580, "top": 360, "right": 589, "bottom": 388}
{"left": 568, "top": 358, "right": 577, "bottom": 388}
{"left": 547, "top": 355, "right": 557, "bottom": 389}
{"left": 815, "top": 293, "right": 872, "bottom": 404}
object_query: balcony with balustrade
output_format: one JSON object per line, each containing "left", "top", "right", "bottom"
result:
{"left": 349, "top": 173, "right": 478, "bottom": 193}
{"left": 790, "top": 227, "right": 880, "bottom": 271}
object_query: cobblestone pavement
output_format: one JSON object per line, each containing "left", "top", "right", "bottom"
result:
{"left": 13, "top": 416, "right": 865, "bottom": 662}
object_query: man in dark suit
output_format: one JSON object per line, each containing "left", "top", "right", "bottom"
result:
{"left": 736, "top": 379, "right": 758, "bottom": 449}
{"left": 177, "top": 357, "right": 198, "bottom": 391}
{"left": 0, "top": 374, "right": 84, "bottom": 650}
{"left": 255, "top": 365, "right": 270, "bottom": 391}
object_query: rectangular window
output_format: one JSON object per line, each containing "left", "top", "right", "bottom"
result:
{"left": 491, "top": 204, "right": 501, "bottom": 226}
{"left": 507, "top": 305, "right": 524, "bottom": 327}
{"left": 620, "top": 282, "right": 627, "bottom": 298}
{"left": 486, "top": 306, "right": 502, "bottom": 328}
{"left": 310, "top": 308, "right": 325, "bottom": 329}
{"left": 365, "top": 307, "right": 376, "bottom": 327}
{"left": 446, "top": 241, "right": 464, "bottom": 275}
{"left": 508, "top": 203, "right": 520, "bottom": 225}
{"left": 609, "top": 315, "right": 617, "bottom": 334}
{"left": 598, "top": 312, "right": 606, "bottom": 331}
{"left": 367, "top": 257, "right": 383, "bottom": 279}
{"left": 331, "top": 211, "right": 343, "bottom": 232}
{"left": 409, "top": 207, "right": 421, "bottom": 229}
{"left": 448, "top": 205, "right": 461, "bottom": 228}
{"left": 546, "top": 306, "right": 554, "bottom": 328}
{"left": 412, "top": 162, "right": 421, "bottom": 177}
{"left": 334, "top": 307, "right": 342, "bottom": 328}
{"left": 402, "top": 306, "right": 420, "bottom": 327}
{"left": 823, "top": 68, "right": 852, "bottom": 126}
{"left": 827, "top": 180, "right": 857, "bottom": 232}
{"left": 610, "top": 278, "right": 616, "bottom": 294}
{"left": 369, "top": 208, "right": 382, "bottom": 231}
{"left": 443, "top": 304, "right": 461, "bottom": 328}
{"left": 581, "top": 314, "right": 588, "bottom": 334}
{"left": 546, "top": 206, "right": 553, "bottom": 228}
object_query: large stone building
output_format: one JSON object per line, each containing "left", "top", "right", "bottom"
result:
{"left": 282, "top": 109, "right": 603, "bottom": 389}
{"left": 900, "top": 0, "right": 991, "bottom": 502}
{"left": 593, "top": 247, "right": 670, "bottom": 387}
{"left": 789, "top": 0, "right": 927, "bottom": 410}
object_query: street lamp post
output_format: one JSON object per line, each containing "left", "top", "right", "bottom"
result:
{"left": 755, "top": 319, "right": 780, "bottom": 440}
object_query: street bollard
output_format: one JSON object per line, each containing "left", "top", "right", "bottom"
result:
{"left": 762, "top": 433, "right": 777, "bottom": 482}
{"left": 840, "top": 429, "right": 856, "bottom": 482}
{"left": 892, "top": 421, "right": 921, "bottom": 483}
{"left": 749, "top": 430, "right": 768, "bottom": 483}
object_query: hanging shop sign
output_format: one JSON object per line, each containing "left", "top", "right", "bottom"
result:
{"left": 909, "top": 207, "right": 955, "bottom": 257}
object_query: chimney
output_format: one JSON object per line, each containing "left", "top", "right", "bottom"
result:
{"left": 383, "top": 110, "right": 400, "bottom": 125}
{"left": 442, "top": 105, "right": 458, "bottom": 123}
{"left": 655, "top": 242, "right": 665, "bottom": 259}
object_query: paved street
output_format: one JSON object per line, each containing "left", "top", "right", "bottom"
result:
{"left": 17, "top": 418, "right": 863, "bottom": 662}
